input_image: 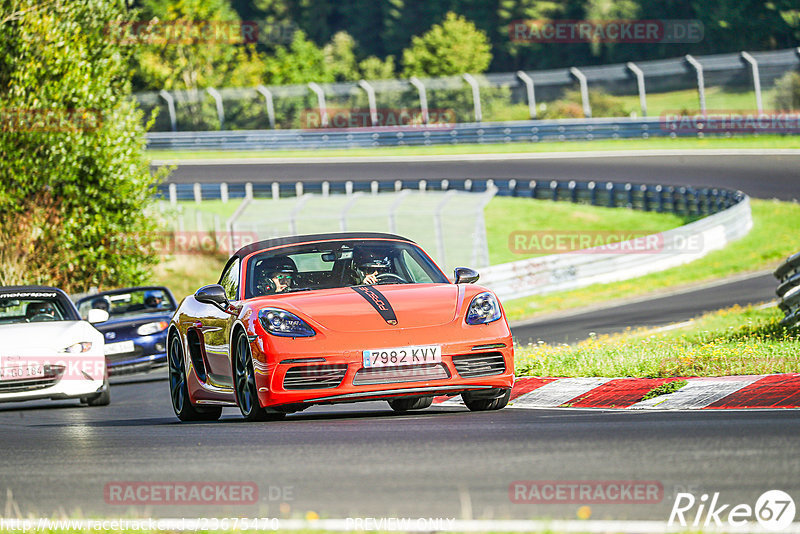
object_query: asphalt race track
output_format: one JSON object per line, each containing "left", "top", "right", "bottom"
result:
{"left": 157, "top": 152, "right": 800, "bottom": 201}
{"left": 2, "top": 381, "right": 800, "bottom": 520}
{"left": 0, "top": 153, "right": 796, "bottom": 523}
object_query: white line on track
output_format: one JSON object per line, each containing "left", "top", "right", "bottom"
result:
{"left": 150, "top": 148, "right": 800, "bottom": 166}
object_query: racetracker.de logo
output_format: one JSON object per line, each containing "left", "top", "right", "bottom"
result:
{"left": 661, "top": 111, "right": 800, "bottom": 134}
{"left": 301, "top": 108, "right": 456, "bottom": 129}
{"left": 509, "top": 19, "right": 703, "bottom": 44}
{"left": 104, "top": 482, "right": 258, "bottom": 505}
{"left": 508, "top": 230, "right": 704, "bottom": 255}
{"left": 0, "top": 355, "right": 105, "bottom": 382}
{"left": 510, "top": 480, "right": 663, "bottom": 504}
{"left": 105, "top": 20, "right": 260, "bottom": 45}
{"left": 0, "top": 108, "right": 103, "bottom": 133}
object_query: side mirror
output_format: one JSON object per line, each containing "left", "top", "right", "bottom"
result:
{"left": 194, "top": 284, "right": 229, "bottom": 310}
{"left": 87, "top": 309, "right": 109, "bottom": 324}
{"left": 454, "top": 267, "right": 480, "bottom": 284}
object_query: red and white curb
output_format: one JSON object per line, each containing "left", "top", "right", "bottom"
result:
{"left": 435, "top": 374, "right": 800, "bottom": 410}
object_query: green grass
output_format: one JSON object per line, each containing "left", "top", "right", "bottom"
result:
{"left": 515, "top": 304, "right": 800, "bottom": 378}
{"left": 503, "top": 199, "right": 800, "bottom": 322}
{"left": 641, "top": 379, "right": 688, "bottom": 401}
{"left": 148, "top": 134, "right": 800, "bottom": 161}
{"left": 616, "top": 86, "right": 775, "bottom": 117}
{"left": 485, "top": 197, "right": 693, "bottom": 265}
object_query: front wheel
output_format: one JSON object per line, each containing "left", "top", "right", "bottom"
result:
{"left": 388, "top": 396, "right": 433, "bottom": 412}
{"left": 84, "top": 376, "right": 111, "bottom": 406}
{"left": 233, "top": 331, "right": 285, "bottom": 422}
{"left": 168, "top": 333, "right": 221, "bottom": 422}
{"left": 462, "top": 388, "right": 510, "bottom": 411}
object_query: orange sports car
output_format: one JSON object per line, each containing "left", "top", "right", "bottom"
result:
{"left": 167, "top": 232, "right": 514, "bottom": 422}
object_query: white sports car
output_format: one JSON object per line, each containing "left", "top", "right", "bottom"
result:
{"left": 0, "top": 286, "right": 110, "bottom": 406}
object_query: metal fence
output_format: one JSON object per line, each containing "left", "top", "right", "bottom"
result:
{"left": 775, "top": 252, "right": 800, "bottom": 327}
{"left": 138, "top": 48, "right": 800, "bottom": 134}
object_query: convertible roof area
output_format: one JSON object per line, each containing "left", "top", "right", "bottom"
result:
{"left": 234, "top": 232, "right": 416, "bottom": 258}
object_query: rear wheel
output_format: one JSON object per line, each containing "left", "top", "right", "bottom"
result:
{"left": 234, "top": 331, "right": 285, "bottom": 422}
{"left": 462, "top": 388, "right": 511, "bottom": 412}
{"left": 388, "top": 396, "right": 434, "bottom": 412}
{"left": 168, "top": 333, "right": 221, "bottom": 421}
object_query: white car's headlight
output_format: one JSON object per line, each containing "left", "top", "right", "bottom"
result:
{"left": 465, "top": 292, "right": 502, "bottom": 325}
{"left": 136, "top": 321, "right": 169, "bottom": 336}
{"left": 61, "top": 342, "right": 93, "bottom": 353}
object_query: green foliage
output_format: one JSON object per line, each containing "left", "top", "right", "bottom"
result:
{"left": 0, "top": 0, "right": 163, "bottom": 292}
{"left": 323, "top": 31, "right": 359, "bottom": 82}
{"left": 774, "top": 70, "right": 800, "bottom": 111}
{"left": 358, "top": 55, "right": 396, "bottom": 80}
{"left": 539, "top": 89, "right": 635, "bottom": 119}
{"left": 402, "top": 12, "right": 492, "bottom": 77}
{"left": 641, "top": 380, "right": 687, "bottom": 401}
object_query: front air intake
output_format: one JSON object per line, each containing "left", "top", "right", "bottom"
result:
{"left": 283, "top": 365, "right": 348, "bottom": 390}
{"left": 452, "top": 352, "right": 506, "bottom": 378}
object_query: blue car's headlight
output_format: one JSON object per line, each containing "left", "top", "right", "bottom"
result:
{"left": 465, "top": 292, "right": 502, "bottom": 325}
{"left": 258, "top": 308, "right": 316, "bottom": 337}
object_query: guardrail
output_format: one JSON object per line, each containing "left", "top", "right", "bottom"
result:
{"left": 147, "top": 116, "right": 750, "bottom": 151}
{"left": 159, "top": 178, "right": 743, "bottom": 218}
{"left": 775, "top": 252, "right": 800, "bottom": 327}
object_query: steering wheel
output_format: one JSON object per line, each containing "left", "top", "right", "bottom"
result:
{"left": 376, "top": 273, "right": 408, "bottom": 284}
{"left": 28, "top": 313, "right": 56, "bottom": 322}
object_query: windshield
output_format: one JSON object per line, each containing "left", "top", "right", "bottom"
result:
{"left": 77, "top": 288, "right": 175, "bottom": 320}
{"left": 0, "top": 293, "right": 73, "bottom": 324}
{"left": 244, "top": 239, "right": 448, "bottom": 299}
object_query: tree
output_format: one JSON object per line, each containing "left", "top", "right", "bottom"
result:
{"left": 0, "top": 0, "right": 162, "bottom": 291}
{"left": 402, "top": 12, "right": 492, "bottom": 77}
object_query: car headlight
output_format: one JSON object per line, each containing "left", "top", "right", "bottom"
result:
{"left": 61, "top": 342, "right": 93, "bottom": 353}
{"left": 258, "top": 308, "right": 316, "bottom": 338}
{"left": 136, "top": 321, "right": 169, "bottom": 336}
{"left": 465, "top": 292, "right": 502, "bottom": 325}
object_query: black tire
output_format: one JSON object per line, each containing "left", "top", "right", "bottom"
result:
{"left": 85, "top": 376, "right": 111, "bottom": 406}
{"left": 388, "top": 395, "right": 434, "bottom": 412}
{"left": 168, "top": 332, "right": 221, "bottom": 422}
{"left": 233, "top": 331, "right": 285, "bottom": 422}
{"left": 462, "top": 388, "right": 511, "bottom": 412}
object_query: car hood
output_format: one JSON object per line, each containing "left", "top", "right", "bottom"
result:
{"left": 0, "top": 321, "right": 103, "bottom": 355}
{"left": 255, "top": 284, "right": 463, "bottom": 332}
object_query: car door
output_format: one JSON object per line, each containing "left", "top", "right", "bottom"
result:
{"left": 200, "top": 258, "right": 240, "bottom": 387}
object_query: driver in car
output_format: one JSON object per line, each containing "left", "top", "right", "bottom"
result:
{"left": 253, "top": 256, "right": 298, "bottom": 295}
{"left": 350, "top": 247, "right": 394, "bottom": 285}
{"left": 25, "top": 301, "right": 57, "bottom": 321}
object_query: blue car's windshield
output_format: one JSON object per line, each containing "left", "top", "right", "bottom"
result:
{"left": 77, "top": 288, "right": 175, "bottom": 320}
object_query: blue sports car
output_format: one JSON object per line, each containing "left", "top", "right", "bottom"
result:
{"left": 75, "top": 286, "right": 176, "bottom": 376}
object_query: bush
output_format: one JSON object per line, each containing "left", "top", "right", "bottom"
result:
{"left": 774, "top": 71, "right": 800, "bottom": 111}
{"left": 0, "top": 0, "right": 163, "bottom": 292}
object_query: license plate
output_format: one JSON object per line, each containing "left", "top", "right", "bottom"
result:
{"left": 105, "top": 340, "right": 135, "bottom": 355}
{"left": 362, "top": 345, "right": 442, "bottom": 369}
{"left": 0, "top": 363, "right": 45, "bottom": 381}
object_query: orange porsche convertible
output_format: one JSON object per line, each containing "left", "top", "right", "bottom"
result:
{"left": 167, "top": 232, "right": 514, "bottom": 422}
